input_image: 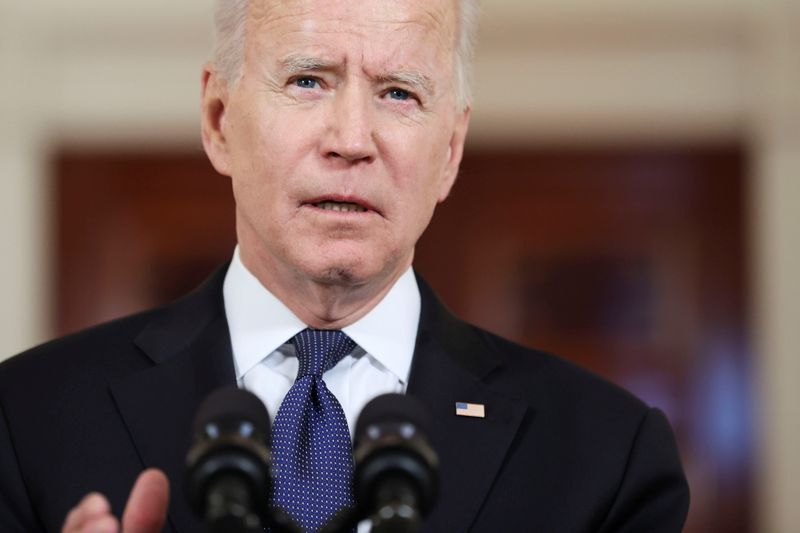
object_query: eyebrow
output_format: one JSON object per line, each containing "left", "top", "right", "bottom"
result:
{"left": 279, "top": 55, "right": 435, "bottom": 96}
{"left": 280, "top": 55, "right": 338, "bottom": 75}
{"left": 376, "top": 71, "right": 435, "bottom": 96}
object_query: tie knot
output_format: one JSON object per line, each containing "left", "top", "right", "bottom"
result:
{"left": 293, "top": 328, "right": 355, "bottom": 378}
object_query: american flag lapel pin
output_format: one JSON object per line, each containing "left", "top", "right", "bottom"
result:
{"left": 455, "top": 401, "right": 486, "bottom": 418}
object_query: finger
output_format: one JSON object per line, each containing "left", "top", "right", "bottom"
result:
{"left": 79, "top": 514, "right": 119, "bottom": 533}
{"left": 121, "top": 468, "right": 170, "bottom": 533}
{"left": 62, "top": 492, "right": 112, "bottom": 532}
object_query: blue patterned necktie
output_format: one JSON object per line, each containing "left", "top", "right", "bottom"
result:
{"left": 271, "top": 328, "right": 356, "bottom": 533}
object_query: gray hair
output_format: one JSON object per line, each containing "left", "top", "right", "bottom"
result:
{"left": 212, "top": 0, "right": 480, "bottom": 110}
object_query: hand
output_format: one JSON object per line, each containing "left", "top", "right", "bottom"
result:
{"left": 62, "top": 468, "right": 170, "bottom": 533}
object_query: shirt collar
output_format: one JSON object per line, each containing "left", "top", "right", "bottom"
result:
{"left": 223, "top": 247, "right": 420, "bottom": 385}
{"left": 342, "top": 266, "right": 420, "bottom": 387}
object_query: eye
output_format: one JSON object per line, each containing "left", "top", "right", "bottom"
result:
{"left": 294, "top": 77, "right": 318, "bottom": 89}
{"left": 387, "top": 88, "right": 411, "bottom": 101}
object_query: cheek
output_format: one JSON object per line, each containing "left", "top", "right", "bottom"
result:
{"left": 392, "top": 130, "right": 451, "bottom": 199}
{"left": 228, "top": 107, "right": 310, "bottom": 194}
{"left": 389, "top": 160, "right": 449, "bottom": 241}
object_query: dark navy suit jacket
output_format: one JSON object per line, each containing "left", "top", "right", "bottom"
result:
{"left": 0, "top": 267, "right": 689, "bottom": 532}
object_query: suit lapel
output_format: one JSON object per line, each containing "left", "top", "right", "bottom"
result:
{"left": 408, "top": 279, "right": 529, "bottom": 533}
{"left": 109, "top": 267, "right": 237, "bottom": 533}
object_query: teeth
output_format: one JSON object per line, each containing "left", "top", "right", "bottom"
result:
{"left": 315, "top": 201, "right": 367, "bottom": 213}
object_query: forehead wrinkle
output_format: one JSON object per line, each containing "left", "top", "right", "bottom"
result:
{"left": 250, "top": 0, "right": 457, "bottom": 93}
{"left": 248, "top": 0, "right": 301, "bottom": 35}
{"left": 371, "top": 0, "right": 457, "bottom": 50}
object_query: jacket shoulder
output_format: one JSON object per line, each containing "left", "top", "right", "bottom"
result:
{"left": 0, "top": 307, "right": 162, "bottom": 399}
{"left": 0, "top": 264, "right": 228, "bottom": 398}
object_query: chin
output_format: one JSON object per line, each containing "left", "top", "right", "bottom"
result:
{"left": 316, "top": 267, "right": 360, "bottom": 285}
{"left": 300, "top": 251, "right": 402, "bottom": 288}
{"left": 308, "top": 261, "right": 379, "bottom": 286}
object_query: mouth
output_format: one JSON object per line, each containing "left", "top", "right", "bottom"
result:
{"left": 303, "top": 195, "right": 378, "bottom": 215}
{"left": 313, "top": 200, "right": 368, "bottom": 213}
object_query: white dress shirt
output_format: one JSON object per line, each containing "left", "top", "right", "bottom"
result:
{"left": 223, "top": 246, "right": 421, "bottom": 437}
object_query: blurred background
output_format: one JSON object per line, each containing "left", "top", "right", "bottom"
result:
{"left": 1, "top": 0, "right": 798, "bottom": 531}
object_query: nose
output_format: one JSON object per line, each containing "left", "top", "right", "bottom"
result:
{"left": 321, "top": 82, "right": 377, "bottom": 164}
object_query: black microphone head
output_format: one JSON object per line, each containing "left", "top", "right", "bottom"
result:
{"left": 355, "top": 393, "right": 431, "bottom": 446}
{"left": 192, "top": 387, "right": 271, "bottom": 443}
{"left": 354, "top": 393, "right": 439, "bottom": 521}
{"left": 185, "top": 387, "right": 272, "bottom": 529}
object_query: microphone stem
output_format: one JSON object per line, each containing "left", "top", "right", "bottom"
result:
{"left": 371, "top": 478, "right": 421, "bottom": 533}
{"left": 205, "top": 473, "right": 262, "bottom": 533}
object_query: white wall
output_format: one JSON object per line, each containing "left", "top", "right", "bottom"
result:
{"left": 751, "top": 2, "right": 800, "bottom": 530}
{"left": 0, "top": 0, "right": 798, "bottom": 529}
{"left": 0, "top": 1, "right": 50, "bottom": 355}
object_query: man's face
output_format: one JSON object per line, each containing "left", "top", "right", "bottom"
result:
{"left": 203, "top": 0, "right": 470, "bottom": 289}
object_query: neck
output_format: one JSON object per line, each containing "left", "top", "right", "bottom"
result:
{"left": 239, "top": 247, "right": 410, "bottom": 330}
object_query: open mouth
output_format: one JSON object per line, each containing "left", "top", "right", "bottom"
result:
{"left": 313, "top": 200, "right": 368, "bottom": 213}
{"left": 304, "top": 195, "right": 378, "bottom": 215}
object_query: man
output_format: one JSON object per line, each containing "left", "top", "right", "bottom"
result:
{"left": 0, "top": 0, "right": 689, "bottom": 531}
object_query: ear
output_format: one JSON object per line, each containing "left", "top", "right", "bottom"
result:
{"left": 437, "top": 106, "right": 471, "bottom": 203}
{"left": 201, "top": 63, "right": 233, "bottom": 177}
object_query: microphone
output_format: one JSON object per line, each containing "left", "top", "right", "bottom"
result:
{"left": 352, "top": 393, "right": 439, "bottom": 533}
{"left": 185, "top": 387, "right": 274, "bottom": 533}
